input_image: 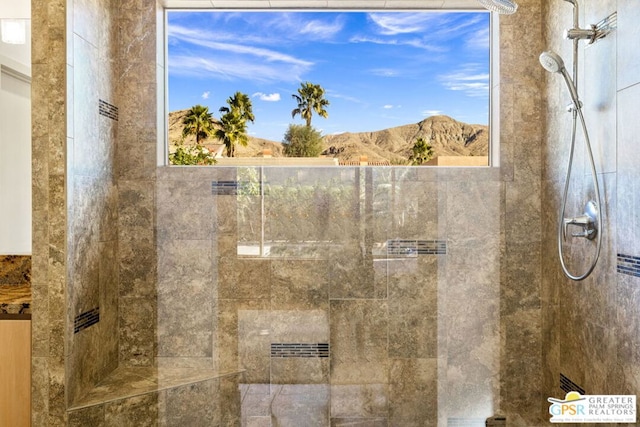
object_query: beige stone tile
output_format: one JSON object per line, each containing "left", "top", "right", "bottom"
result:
{"left": 160, "top": 379, "right": 218, "bottom": 426}
{"left": 118, "top": 180, "right": 156, "bottom": 241}
{"left": 69, "top": 404, "right": 105, "bottom": 426}
{"left": 330, "top": 300, "right": 388, "bottom": 385}
{"left": 330, "top": 384, "right": 388, "bottom": 419}
{"left": 216, "top": 299, "right": 269, "bottom": 373}
{"left": 502, "top": 242, "right": 542, "bottom": 316}
{"left": 505, "top": 179, "right": 542, "bottom": 243}
{"left": 388, "top": 358, "right": 437, "bottom": 427}
{"left": 31, "top": 285, "right": 49, "bottom": 357}
{"left": 118, "top": 238, "right": 156, "bottom": 298}
{"left": 328, "top": 243, "right": 379, "bottom": 299}
{"left": 104, "top": 393, "right": 159, "bottom": 427}
{"left": 119, "top": 297, "right": 156, "bottom": 367}
{"left": 388, "top": 257, "right": 439, "bottom": 358}
{"left": 270, "top": 358, "right": 329, "bottom": 385}
{"left": 31, "top": 357, "right": 50, "bottom": 427}
{"left": 500, "top": 310, "right": 541, "bottom": 422}
{"left": 270, "top": 384, "right": 329, "bottom": 426}
{"left": 218, "top": 258, "right": 271, "bottom": 300}
{"left": 270, "top": 259, "right": 330, "bottom": 310}
{"left": 446, "top": 181, "right": 501, "bottom": 244}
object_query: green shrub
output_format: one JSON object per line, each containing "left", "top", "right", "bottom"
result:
{"left": 282, "top": 124, "right": 324, "bottom": 157}
{"left": 169, "top": 144, "right": 217, "bottom": 165}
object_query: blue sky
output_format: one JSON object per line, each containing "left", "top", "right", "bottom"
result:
{"left": 168, "top": 11, "right": 490, "bottom": 142}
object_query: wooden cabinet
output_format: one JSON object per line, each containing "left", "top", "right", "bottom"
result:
{"left": 0, "top": 319, "right": 31, "bottom": 427}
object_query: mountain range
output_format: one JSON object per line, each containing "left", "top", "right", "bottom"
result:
{"left": 168, "top": 109, "right": 488, "bottom": 164}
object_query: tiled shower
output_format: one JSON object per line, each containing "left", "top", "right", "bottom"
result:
{"left": 30, "top": 0, "right": 640, "bottom": 426}
{"left": 152, "top": 166, "right": 501, "bottom": 425}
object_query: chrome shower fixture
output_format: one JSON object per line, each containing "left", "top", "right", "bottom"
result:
{"left": 476, "top": 0, "right": 518, "bottom": 14}
{"left": 562, "top": 0, "right": 616, "bottom": 44}
{"left": 539, "top": 51, "right": 581, "bottom": 110}
{"left": 540, "top": 0, "right": 604, "bottom": 281}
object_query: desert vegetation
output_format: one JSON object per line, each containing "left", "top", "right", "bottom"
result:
{"left": 168, "top": 81, "right": 486, "bottom": 166}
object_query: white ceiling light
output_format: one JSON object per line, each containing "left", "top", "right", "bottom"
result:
{"left": 1, "top": 19, "right": 26, "bottom": 45}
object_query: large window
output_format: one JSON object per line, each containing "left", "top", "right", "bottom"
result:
{"left": 166, "top": 10, "right": 491, "bottom": 166}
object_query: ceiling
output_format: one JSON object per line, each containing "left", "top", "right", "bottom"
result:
{"left": 160, "top": 0, "right": 484, "bottom": 10}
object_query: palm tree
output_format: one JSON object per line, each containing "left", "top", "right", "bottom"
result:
{"left": 182, "top": 105, "right": 216, "bottom": 145}
{"left": 215, "top": 110, "right": 248, "bottom": 157}
{"left": 291, "top": 82, "right": 330, "bottom": 127}
{"left": 409, "top": 137, "right": 435, "bottom": 165}
{"left": 219, "top": 91, "right": 255, "bottom": 124}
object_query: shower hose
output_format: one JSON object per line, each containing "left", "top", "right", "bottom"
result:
{"left": 557, "top": 106, "right": 603, "bottom": 281}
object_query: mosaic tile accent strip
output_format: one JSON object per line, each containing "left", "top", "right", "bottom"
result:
{"left": 617, "top": 253, "right": 640, "bottom": 278}
{"left": 98, "top": 99, "right": 118, "bottom": 121}
{"left": 211, "top": 180, "right": 263, "bottom": 196}
{"left": 387, "top": 239, "right": 447, "bottom": 256}
{"left": 560, "top": 373, "right": 586, "bottom": 395}
{"left": 74, "top": 307, "right": 100, "bottom": 334}
{"left": 271, "top": 343, "right": 329, "bottom": 358}
{"left": 211, "top": 180, "right": 239, "bottom": 195}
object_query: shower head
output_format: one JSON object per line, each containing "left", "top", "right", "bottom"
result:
{"left": 476, "top": 0, "right": 518, "bottom": 14}
{"left": 539, "top": 51, "right": 565, "bottom": 74}
{"left": 539, "top": 51, "right": 581, "bottom": 109}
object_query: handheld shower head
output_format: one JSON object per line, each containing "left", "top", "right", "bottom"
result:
{"left": 539, "top": 51, "right": 581, "bottom": 109}
{"left": 539, "top": 51, "right": 565, "bottom": 74}
{"left": 476, "top": 0, "right": 518, "bottom": 14}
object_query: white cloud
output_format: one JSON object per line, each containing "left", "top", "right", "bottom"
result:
{"left": 466, "top": 26, "right": 490, "bottom": 50}
{"left": 168, "top": 25, "right": 314, "bottom": 82}
{"left": 383, "top": 104, "right": 394, "bottom": 109}
{"left": 254, "top": 12, "right": 345, "bottom": 41}
{"left": 368, "top": 13, "right": 437, "bottom": 35}
{"left": 169, "top": 55, "right": 309, "bottom": 84}
{"left": 439, "top": 65, "right": 490, "bottom": 97}
{"left": 349, "top": 35, "right": 444, "bottom": 53}
{"left": 325, "top": 90, "right": 366, "bottom": 105}
{"left": 300, "top": 18, "right": 344, "bottom": 39}
{"left": 202, "top": 91, "right": 210, "bottom": 100}
{"left": 253, "top": 92, "right": 281, "bottom": 102}
{"left": 422, "top": 110, "right": 442, "bottom": 116}
{"left": 170, "top": 25, "right": 312, "bottom": 66}
{"left": 369, "top": 68, "right": 399, "bottom": 77}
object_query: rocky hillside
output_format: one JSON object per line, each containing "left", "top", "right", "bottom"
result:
{"left": 168, "top": 110, "right": 488, "bottom": 163}
{"left": 322, "top": 115, "right": 487, "bottom": 163}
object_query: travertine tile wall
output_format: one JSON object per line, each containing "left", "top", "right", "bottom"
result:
{"left": 32, "top": 0, "right": 69, "bottom": 423}
{"left": 498, "top": 0, "right": 545, "bottom": 424}
{"left": 32, "top": 0, "right": 159, "bottom": 424}
{"left": 542, "top": 0, "right": 640, "bottom": 421}
{"left": 156, "top": 166, "right": 503, "bottom": 425}
{"left": 115, "top": 0, "right": 158, "bottom": 368}
{"left": 66, "top": 0, "right": 120, "bottom": 407}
